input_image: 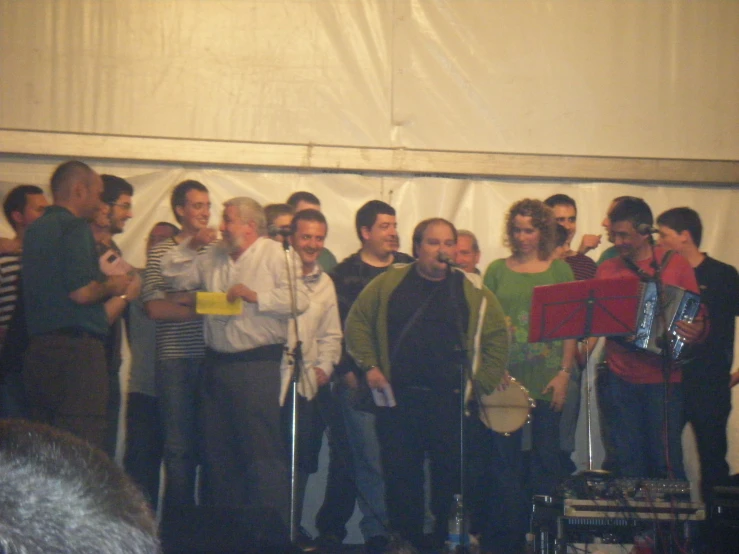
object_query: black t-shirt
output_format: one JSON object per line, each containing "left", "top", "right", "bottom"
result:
{"left": 388, "top": 268, "right": 469, "bottom": 391}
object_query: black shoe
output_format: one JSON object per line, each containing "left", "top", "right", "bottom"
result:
{"left": 365, "top": 535, "right": 390, "bottom": 554}
{"left": 315, "top": 532, "right": 343, "bottom": 553}
{"left": 417, "top": 533, "right": 443, "bottom": 554}
{"left": 295, "top": 526, "right": 318, "bottom": 552}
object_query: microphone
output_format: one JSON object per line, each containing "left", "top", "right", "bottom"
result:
{"left": 267, "top": 224, "right": 292, "bottom": 238}
{"left": 437, "top": 252, "right": 461, "bottom": 268}
{"left": 636, "top": 223, "right": 658, "bottom": 236}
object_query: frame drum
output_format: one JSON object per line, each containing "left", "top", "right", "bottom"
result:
{"left": 478, "top": 377, "right": 535, "bottom": 436}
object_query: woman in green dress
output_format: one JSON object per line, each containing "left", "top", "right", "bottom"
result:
{"left": 483, "top": 198, "right": 576, "bottom": 497}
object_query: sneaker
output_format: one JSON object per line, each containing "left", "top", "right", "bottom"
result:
{"left": 365, "top": 535, "right": 390, "bottom": 554}
{"left": 295, "top": 526, "right": 318, "bottom": 552}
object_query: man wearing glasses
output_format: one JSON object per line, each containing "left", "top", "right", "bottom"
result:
{"left": 91, "top": 174, "right": 142, "bottom": 457}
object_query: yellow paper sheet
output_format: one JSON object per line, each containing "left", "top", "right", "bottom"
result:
{"left": 195, "top": 292, "right": 243, "bottom": 315}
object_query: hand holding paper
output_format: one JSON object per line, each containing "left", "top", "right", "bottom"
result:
{"left": 226, "top": 284, "right": 257, "bottom": 304}
{"left": 195, "top": 292, "right": 243, "bottom": 315}
{"left": 371, "top": 383, "right": 397, "bottom": 408}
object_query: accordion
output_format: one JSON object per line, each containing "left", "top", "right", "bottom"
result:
{"left": 630, "top": 281, "right": 701, "bottom": 359}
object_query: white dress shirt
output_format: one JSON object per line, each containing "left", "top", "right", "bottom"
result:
{"left": 279, "top": 266, "right": 342, "bottom": 404}
{"left": 161, "top": 236, "right": 309, "bottom": 353}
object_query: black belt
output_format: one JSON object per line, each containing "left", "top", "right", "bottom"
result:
{"left": 40, "top": 327, "right": 106, "bottom": 343}
{"left": 400, "top": 385, "right": 461, "bottom": 394}
{"left": 205, "top": 344, "right": 284, "bottom": 363}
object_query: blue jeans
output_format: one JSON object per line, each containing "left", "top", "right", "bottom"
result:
{"left": 605, "top": 372, "right": 685, "bottom": 479}
{"left": 338, "top": 385, "right": 389, "bottom": 541}
{"left": 123, "top": 392, "right": 163, "bottom": 510}
{"left": 315, "top": 384, "right": 357, "bottom": 541}
{"left": 157, "top": 357, "right": 204, "bottom": 509}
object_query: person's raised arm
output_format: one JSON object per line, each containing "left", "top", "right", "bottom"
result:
{"left": 242, "top": 250, "right": 309, "bottom": 315}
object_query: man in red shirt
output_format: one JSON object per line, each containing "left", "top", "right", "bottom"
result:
{"left": 595, "top": 197, "right": 704, "bottom": 479}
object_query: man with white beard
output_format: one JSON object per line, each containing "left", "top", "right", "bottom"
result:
{"left": 161, "top": 197, "right": 308, "bottom": 535}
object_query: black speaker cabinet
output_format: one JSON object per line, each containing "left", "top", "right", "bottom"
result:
{"left": 711, "top": 486, "right": 739, "bottom": 554}
{"left": 160, "top": 506, "right": 290, "bottom": 553}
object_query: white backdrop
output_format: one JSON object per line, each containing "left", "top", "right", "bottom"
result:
{"left": 2, "top": 1, "right": 738, "bottom": 163}
{"left": 1, "top": 161, "right": 737, "bottom": 270}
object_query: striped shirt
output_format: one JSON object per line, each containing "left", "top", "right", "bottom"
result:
{"left": 564, "top": 252, "right": 597, "bottom": 281}
{"left": 0, "top": 253, "right": 21, "bottom": 333}
{"left": 142, "top": 237, "right": 205, "bottom": 360}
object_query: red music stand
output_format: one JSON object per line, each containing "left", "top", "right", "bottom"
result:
{"left": 529, "top": 277, "right": 641, "bottom": 343}
{"left": 527, "top": 277, "right": 642, "bottom": 474}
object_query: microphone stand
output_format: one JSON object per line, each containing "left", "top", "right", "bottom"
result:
{"left": 281, "top": 234, "right": 304, "bottom": 545}
{"left": 579, "top": 337, "right": 610, "bottom": 479}
{"left": 445, "top": 260, "right": 472, "bottom": 551}
{"left": 580, "top": 336, "right": 606, "bottom": 477}
{"left": 647, "top": 235, "right": 677, "bottom": 480}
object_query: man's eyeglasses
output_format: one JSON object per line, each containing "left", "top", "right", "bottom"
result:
{"left": 186, "top": 202, "right": 211, "bottom": 211}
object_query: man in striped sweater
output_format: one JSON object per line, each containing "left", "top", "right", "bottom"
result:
{"left": 0, "top": 185, "right": 48, "bottom": 418}
{"left": 142, "top": 179, "right": 215, "bottom": 520}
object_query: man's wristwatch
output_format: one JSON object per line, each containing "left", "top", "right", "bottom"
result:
{"left": 118, "top": 294, "right": 128, "bottom": 302}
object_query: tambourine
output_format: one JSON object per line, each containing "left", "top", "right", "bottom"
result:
{"left": 478, "top": 377, "right": 535, "bottom": 436}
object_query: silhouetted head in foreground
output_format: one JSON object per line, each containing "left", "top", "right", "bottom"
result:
{"left": 0, "top": 420, "right": 159, "bottom": 553}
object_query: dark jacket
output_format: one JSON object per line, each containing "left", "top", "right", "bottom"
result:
{"left": 329, "top": 250, "right": 415, "bottom": 376}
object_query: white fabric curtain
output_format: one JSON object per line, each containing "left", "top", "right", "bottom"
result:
{"left": 1, "top": 0, "right": 737, "bottom": 160}
{"left": 1, "top": 164, "right": 737, "bottom": 271}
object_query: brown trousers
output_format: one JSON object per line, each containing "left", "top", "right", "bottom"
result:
{"left": 23, "top": 333, "right": 109, "bottom": 450}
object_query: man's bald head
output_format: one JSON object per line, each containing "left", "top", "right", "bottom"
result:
{"left": 49, "top": 160, "right": 103, "bottom": 220}
{"left": 50, "top": 160, "right": 95, "bottom": 202}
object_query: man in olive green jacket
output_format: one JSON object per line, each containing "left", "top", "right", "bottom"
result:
{"left": 344, "top": 218, "right": 508, "bottom": 551}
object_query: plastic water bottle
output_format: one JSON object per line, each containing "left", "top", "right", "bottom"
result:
{"left": 447, "top": 493, "right": 470, "bottom": 552}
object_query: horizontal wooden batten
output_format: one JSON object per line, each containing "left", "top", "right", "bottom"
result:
{"left": 1, "top": 129, "right": 737, "bottom": 184}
